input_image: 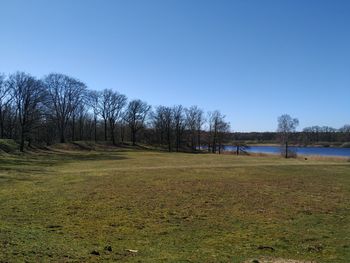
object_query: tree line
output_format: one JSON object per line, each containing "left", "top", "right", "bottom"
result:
{"left": 234, "top": 125, "right": 350, "bottom": 145}
{"left": 1, "top": 72, "right": 348, "bottom": 154}
{"left": 0, "top": 72, "right": 231, "bottom": 152}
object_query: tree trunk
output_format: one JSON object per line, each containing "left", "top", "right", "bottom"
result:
{"left": 131, "top": 128, "right": 136, "bottom": 146}
{"left": 20, "top": 128, "right": 25, "bottom": 152}
{"left": 79, "top": 118, "right": 83, "bottom": 140}
{"left": 197, "top": 129, "right": 201, "bottom": 151}
{"left": 60, "top": 122, "right": 65, "bottom": 143}
{"left": 0, "top": 121, "right": 3, "bottom": 139}
{"left": 46, "top": 127, "right": 51, "bottom": 146}
{"left": 111, "top": 131, "right": 115, "bottom": 145}
{"left": 167, "top": 130, "right": 171, "bottom": 152}
{"left": 212, "top": 135, "right": 216, "bottom": 153}
{"left": 104, "top": 119, "right": 107, "bottom": 141}
{"left": 0, "top": 108, "right": 3, "bottom": 138}
{"left": 120, "top": 125, "right": 125, "bottom": 143}
{"left": 72, "top": 115, "right": 75, "bottom": 141}
{"left": 94, "top": 117, "right": 97, "bottom": 142}
{"left": 60, "top": 130, "right": 65, "bottom": 143}
{"left": 110, "top": 121, "right": 115, "bottom": 145}
{"left": 176, "top": 129, "right": 180, "bottom": 152}
{"left": 58, "top": 118, "right": 66, "bottom": 143}
{"left": 192, "top": 133, "right": 195, "bottom": 151}
{"left": 285, "top": 141, "right": 288, "bottom": 158}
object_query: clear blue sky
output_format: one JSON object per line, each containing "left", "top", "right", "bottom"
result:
{"left": 0, "top": 0, "right": 349, "bottom": 131}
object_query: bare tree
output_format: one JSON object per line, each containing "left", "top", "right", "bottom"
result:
{"left": 163, "top": 107, "right": 173, "bottom": 152}
{"left": 208, "top": 110, "right": 230, "bottom": 153}
{"left": 152, "top": 106, "right": 166, "bottom": 147}
{"left": 119, "top": 116, "right": 127, "bottom": 143}
{"left": 76, "top": 103, "right": 86, "bottom": 141}
{"left": 97, "top": 89, "right": 111, "bottom": 141}
{"left": 196, "top": 108, "right": 204, "bottom": 151}
{"left": 172, "top": 105, "right": 185, "bottom": 152}
{"left": 70, "top": 102, "right": 79, "bottom": 141}
{"left": 185, "top": 106, "right": 203, "bottom": 151}
{"left": 217, "top": 121, "right": 230, "bottom": 154}
{"left": 8, "top": 72, "right": 46, "bottom": 151}
{"left": 277, "top": 114, "right": 299, "bottom": 158}
{"left": 339, "top": 124, "right": 350, "bottom": 133}
{"left": 152, "top": 106, "right": 173, "bottom": 151}
{"left": 107, "top": 91, "right": 127, "bottom": 145}
{"left": 0, "top": 74, "right": 12, "bottom": 138}
{"left": 125, "top": 99, "right": 150, "bottom": 146}
{"left": 43, "top": 73, "right": 87, "bottom": 143}
{"left": 339, "top": 124, "right": 350, "bottom": 142}
{"left": 88, "top": 90, "right": 100, "bottom": 142}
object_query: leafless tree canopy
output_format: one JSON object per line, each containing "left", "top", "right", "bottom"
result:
{"left": 172, "top": 105, "right": 185, "bottom": 152}
{"left": 108, "top": 91, "right": 127, "bottom": 145}
{"left": 124, "top": 99, "right": 151, "bottom": 146}
{"left": 1, "top": 71, "right": 349, "bottom": 152}
{"left": 208, "top": 110, "right": 230, "bottom": 154}
{"left": 8, "top": 72, "right": 46, "bottom": 151}
{"left": 277, "top": 114, "right": 299, "bottom": 158}
{"left": 0, "top": 74, "right": 12, "bottom": 138}
{"left": 44, "top": 73, "right": 87, "bottom": 143}
{"left": 185, "top": 106, "right": 204, "bottom": 151}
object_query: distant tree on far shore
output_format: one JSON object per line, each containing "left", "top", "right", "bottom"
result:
{"left": 208, "top": 110, "right": 230, "bottom": 154}
{"left": 277, "top": 114, "right": 299, "bottom": 158}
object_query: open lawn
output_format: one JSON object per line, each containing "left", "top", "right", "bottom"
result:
{"left": 0, "top": 147, "right": 349, "bottom": 262}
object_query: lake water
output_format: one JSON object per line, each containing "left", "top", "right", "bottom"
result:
{"left": 224, "top": 145, "right": 350, "bottom": 157}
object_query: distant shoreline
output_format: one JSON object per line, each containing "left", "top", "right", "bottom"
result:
{"left": 223, "top": 150, "right": 350, "bottom": 161}
{"left": 223, "top": 144, "right": 350, "bottom": 158}
{"left": 244, "top": 143, "right": 350, "bottom": 148}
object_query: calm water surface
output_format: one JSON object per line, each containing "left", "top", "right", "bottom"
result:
{"left": 224, "top": 145, "right": 350, "bottom": 157}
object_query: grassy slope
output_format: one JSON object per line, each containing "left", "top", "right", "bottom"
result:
{"left": 0, "top": 148, "right": 349, "bottom": 262}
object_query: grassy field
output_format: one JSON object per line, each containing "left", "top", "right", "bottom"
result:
{"left": 0, "top": 146, "right": 349, "bottom": 262}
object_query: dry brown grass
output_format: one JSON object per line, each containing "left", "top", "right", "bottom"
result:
{"left": 244, "top": 258, "right": 317, "bottom": 263}
{"left": 0, "top": 148, "right": 349, "bottom": 262}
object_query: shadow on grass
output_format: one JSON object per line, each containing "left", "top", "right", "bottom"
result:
{"left": 0, "top": 150, "right": 129, "bottom": 185}
{"left": 0, "top": 149, "right": 128, "bottom": 175}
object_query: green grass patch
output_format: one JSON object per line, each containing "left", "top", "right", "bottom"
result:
{"left": 0, "top": 148, "right": 349, "bottom": 262}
